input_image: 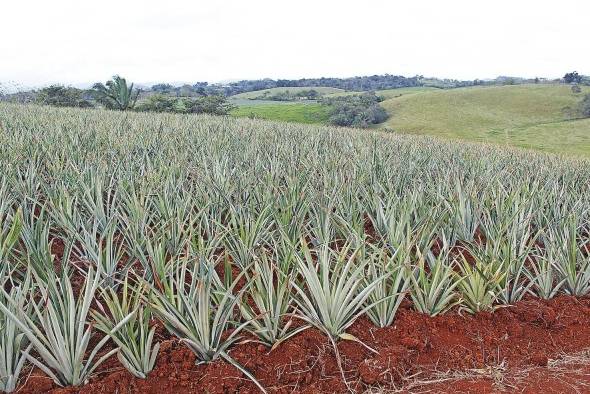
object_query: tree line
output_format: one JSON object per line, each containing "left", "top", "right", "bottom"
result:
{"left": 149, "top": 75, "right": 422, "bottom": 97}
{"left": 31, "top": 76, "right": 235, "bottom": 115}
{"left": 250, "top": 89, "right": 321, "bottom": 101}
{"left": 145, "top": 74, "right": 534, "bottom": 97}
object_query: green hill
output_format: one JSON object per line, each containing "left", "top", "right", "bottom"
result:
{"left": 230, "top": 103, "right": 330, "bottom": 124}
{"left": 231, "top": 86, "right": 344, "bottom": 100}
{"left": 379, "top": 84, "right": 590, "bottom": 156}
{"left": 324, "top": 86, "right": 438, "bottom": 99}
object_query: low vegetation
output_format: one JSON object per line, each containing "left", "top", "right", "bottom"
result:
{"left": 136, "top": 94, "right": 235, "bottom": 115}
{"left": 30, "top": 76, "right": 235, "bottom": 116}
{"left": 35, "top": 85, "right": 93, "bottom": 108}
{"left": 321, "top": 92, "right": 388, "bottom": 127}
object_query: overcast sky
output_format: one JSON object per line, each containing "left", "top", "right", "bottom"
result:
{"left": 1, "top": 0, "right": 589, "bottom": 88}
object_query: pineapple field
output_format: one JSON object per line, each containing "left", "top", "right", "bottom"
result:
{"left": 2, "top": 102, "right": 590, "bottom": 393}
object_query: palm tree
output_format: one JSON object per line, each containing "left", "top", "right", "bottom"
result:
{"left": 92, "top": 75, "right": 140, "bottom": 110}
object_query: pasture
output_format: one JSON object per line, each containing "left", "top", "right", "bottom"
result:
{"left": 379, "top": 84, "right": 590, "bottom": 156}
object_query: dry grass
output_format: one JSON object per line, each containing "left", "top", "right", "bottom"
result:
{"left": 363, "top": 349, "right": 590, "bottom": 393}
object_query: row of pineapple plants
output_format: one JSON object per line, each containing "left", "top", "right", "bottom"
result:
{"left": 1, "top": 187, "right": 589, "bottom": 391}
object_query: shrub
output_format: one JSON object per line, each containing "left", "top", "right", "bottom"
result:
{"left": 183, "top": 95, "right": 235, "bottom": 115}
{"left": 136, "top": 95, "right": 234, "bottom": 115}
{"left": 135, "top": 94, "right": 177, "bottom": 113}
{"left": 564, "top": 71, "right": 582, "bottom": 84}
{"left": 322, "top": 92, "right": 388, "bottom": 127}
{"left": 35, "top": 85, "right": 92, "bottom": 108}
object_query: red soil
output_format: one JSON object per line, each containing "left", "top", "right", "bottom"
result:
{"left": 18, "top": 295, "right": 590, "bottom": 393}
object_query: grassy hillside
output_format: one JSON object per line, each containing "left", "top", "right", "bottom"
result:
{"left": 228, "top": 98, "right": 298, "bottom": 107}
{"left": 230, "top": 102, "right": 330, "bottom": 124}
{"left": 231, "top": 86, "right": 344, "bottom": 99}
{"left": 324, "top": 86, "right": 438, "bottom": 99}
{"left": 379, "top": 84, "right": 590, "bottom": 156}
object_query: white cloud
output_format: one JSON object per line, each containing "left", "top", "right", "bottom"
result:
{"left": 1, "top": 0, "right": 589, "bottom": 87}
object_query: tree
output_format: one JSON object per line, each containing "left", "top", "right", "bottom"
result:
{"left": 135, "top": 94, "right": 177, "bottom": 112}
{"left": 294, "top": 89, "right": 319, "bottom": 100}
{"left": 322, "top": 92, "right": 388, "bottom": 128}
{"left": 564, "top": 71, "right": 582, "bottom": 84}
{"left": 183, "top": 95, "right": 235, "bottom": 115}
{"left": 92, "top": 75, "right": 140, "bottom": 110}
{"left": 151, "top": 83, "right": 174, "bottom": 94}
{"left": 135, "top": 95, "right": 235, "bottom": 115}
{"left": 176, "top": 84, "right": 194, "bottom": 97}
{"left": 192, "top": 82, "right": 209, "bottom": 96}
{"left": 35, "top": 85, "right": 92, "bottom": 108}
{"left": 503, "top": 78, "right": 516, "bottom": 85}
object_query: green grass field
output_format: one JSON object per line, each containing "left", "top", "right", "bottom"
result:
{"left": 379, "top": 84, "right": 590, "bottom": 156}
{"left": 229, "top": 86, "right": 340, "bottom": 124}
{"left": 231, "top": 86, "right": 344, "bottom": 99}
{"left": 324, "top": 86, "right": 438, "bottom": 99}
{"left": 230, "top": 102, "right": 330, "bottom": 124}
{"left": 229, "top": 98, "right": 300, "bottom": 107}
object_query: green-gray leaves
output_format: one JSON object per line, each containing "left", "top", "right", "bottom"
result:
{"left": 0, "top": 268, "right": 132, "bottom": 387}
{"left": 0, "top": 275, "right": 31, "bottom": 392}
{"left": 409, "top": 248, "right": 461, "bottom": 317}
{"left": 148, "top": 260, "right": 266, "bottom": 393}
{"left": 92, "top": 76, "right": 140, "bottom": 111}
{"left": 93, "top": 275, "right": 159, "bottom": 379}
{"left": 291, "top": 241, "right": 381, "bottom": 340}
